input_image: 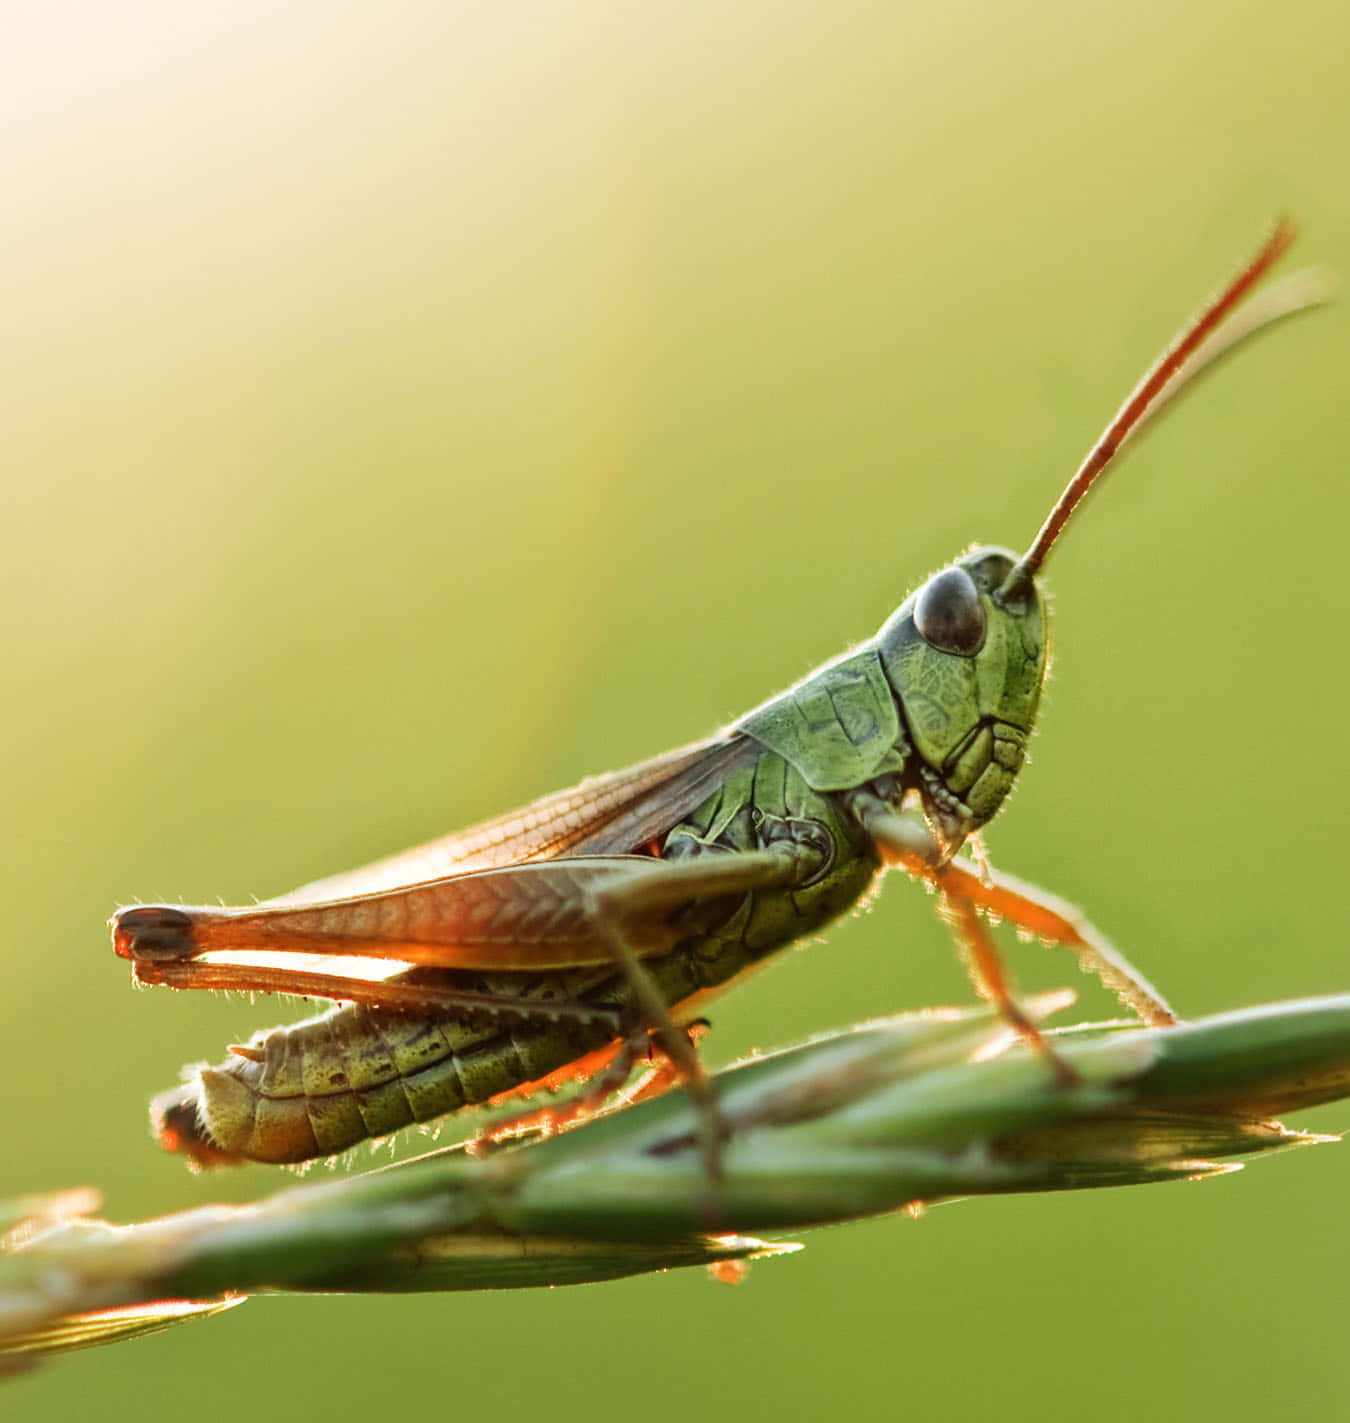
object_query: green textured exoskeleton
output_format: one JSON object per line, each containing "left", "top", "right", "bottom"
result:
{"left": 112, "top": 222, "right": 1320, "bottom": 1168}
{"left": 741, "top": 547, "right": 1043, "bottom": 848}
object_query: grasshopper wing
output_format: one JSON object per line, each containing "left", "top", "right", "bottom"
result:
{"left": 270, "top": 732, "right": 757, "bottom": 903}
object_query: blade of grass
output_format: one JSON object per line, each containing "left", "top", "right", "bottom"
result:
{"left": 3, "top": 993, "right": 1346, "bottom": 1367}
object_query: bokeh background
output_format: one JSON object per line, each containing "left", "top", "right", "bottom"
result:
{"left": 4, "top": 3, "right": 1348, "bottom": 1418}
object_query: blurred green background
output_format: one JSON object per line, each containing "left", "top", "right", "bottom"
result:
{"left": 4, "top": 2, "right": 1348, "bottom": 1418}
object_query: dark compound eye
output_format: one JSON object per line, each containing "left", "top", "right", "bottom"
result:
{"left": 913, "top": 567, "right": 987, "bottom": 657}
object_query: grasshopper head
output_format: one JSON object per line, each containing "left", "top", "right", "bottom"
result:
{"left": 876, "top": 548, "right": 1047, "bottom": 851}
{"left": 870, "top": 222, "right": 1308, "bottom": 857}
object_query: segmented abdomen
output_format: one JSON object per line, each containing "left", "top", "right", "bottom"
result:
{"left": 191, "top": 987, "right": 624, "bottom": 1163}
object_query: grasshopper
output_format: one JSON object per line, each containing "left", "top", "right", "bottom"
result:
{"left": 113, "top": 223, "right": 1319, "bottom": 1169}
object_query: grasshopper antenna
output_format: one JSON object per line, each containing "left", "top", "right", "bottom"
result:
{"left": 998, "top": 219, "right": 1325, "bottom": 603}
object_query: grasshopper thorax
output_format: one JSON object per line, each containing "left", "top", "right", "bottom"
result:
{"left": 745, "top": 226, "right": 1309, "bottom": 863}
{"left": 877, "top": 547, "right": 1047, "bottom": 849}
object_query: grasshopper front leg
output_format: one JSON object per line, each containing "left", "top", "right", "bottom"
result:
{"left": 939, "top": 892, "right": 1079, "bottom": 1086}
{"left": 852, "top": 795, "right": 1179, "bottom": 1031}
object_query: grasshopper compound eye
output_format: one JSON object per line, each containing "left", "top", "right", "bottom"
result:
{"left": 913, "top": 567, "right": 987, "bottom": 657}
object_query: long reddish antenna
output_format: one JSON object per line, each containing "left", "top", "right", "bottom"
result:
{"left": 998, "top": 220, "right": 1300, "bottom": 602}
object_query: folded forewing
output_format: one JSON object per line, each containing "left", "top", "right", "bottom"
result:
{"left": 149, "top": 849, "right": 801, "bottom": 971}
{"left": 274, "top": 732, "right": 755, "bottom": 904}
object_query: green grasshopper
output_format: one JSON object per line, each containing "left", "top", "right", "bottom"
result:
{"left": 114, "top": 223, "right": 1318, "bottom": 1169}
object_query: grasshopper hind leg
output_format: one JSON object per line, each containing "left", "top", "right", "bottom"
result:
{"left": 584, "top": 888, "right": 725, "bottom": 1179}
{"left": 575, "top": 840, "right": 827, "bottom": 1183}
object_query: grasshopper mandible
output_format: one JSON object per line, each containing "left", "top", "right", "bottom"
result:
{"left": 113, "top": 222, "right": 1319, "bottom": 1168}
